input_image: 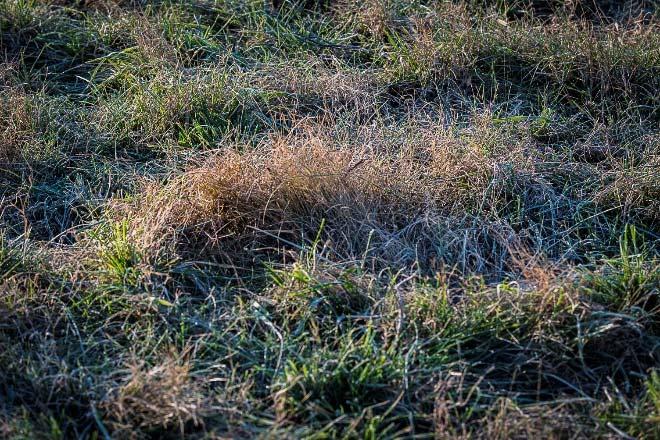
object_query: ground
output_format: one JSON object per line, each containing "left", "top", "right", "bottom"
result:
{"left": 0, "top": 0, "right": 659, "bottom": 438}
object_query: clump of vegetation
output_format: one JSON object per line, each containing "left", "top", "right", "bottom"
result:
{"left": 1, "top": 0, "right": 658, "bottom": 438}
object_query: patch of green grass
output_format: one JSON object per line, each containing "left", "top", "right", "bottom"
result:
{"left": 582, "top": 225, "right": 659, "bottom": 316}
{"left": 98, "top": 219, "right": 140, "bottom": 282}
{"left": 597, "top": 370, "right": 660, "bottom": 439}
{"left": 0, "top": 232, "right": 22, "bottom": 281}
{"left": 277, "top": 327, "right": 406, "bottom": 431}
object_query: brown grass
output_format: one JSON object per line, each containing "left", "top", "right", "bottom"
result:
{"left": 0, "top": 88, "right": 32, "bottom": 163}
{"left": 1, "top": 1, "right": 658, "bottom": 437}
{"left": 130, "top": 121, "right": 556, "bottom": 275}
{"left": 101, "top": 353, "right": 206, "bottom": 436}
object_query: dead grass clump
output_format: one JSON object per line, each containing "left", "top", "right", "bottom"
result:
{"left": 332, "top": 0, "right": 395, "bottom": 41}
{"left": 102, "top": 355, "right": 206, "bottom": 436}
{"left": 130, "top": 121, "right": 561, "bottom": 274}
{"left": 133, "top": 137, "right": 427, "bottom": 261}
{"left": 0, "top": 87, "right": 34, "bottom": 162}
{"left": 596, "top": 150, "right": 660, "bottom": 223}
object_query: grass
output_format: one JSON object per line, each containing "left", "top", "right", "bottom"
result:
{"left": 0, "top": 0, "right": 659, "bottom": 438}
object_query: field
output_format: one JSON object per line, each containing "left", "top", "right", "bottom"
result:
{"left": 1, "top": 0, "right": 659, "bottom": 438}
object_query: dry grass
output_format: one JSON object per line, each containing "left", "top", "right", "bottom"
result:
{"left": 0, "top": 0, "right": 658, "bottom": 438}
{"left": 130, "top": 123, "right": 550, "bottom": 273}
{"left": 101, "top": 354, "right": 206, "bottom": 436}
{"left": 0, "top": 87, "right": 32, "bottom": 162}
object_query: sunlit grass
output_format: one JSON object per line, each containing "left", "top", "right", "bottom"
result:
{"left": 1, "top": 0, "right": 658, "bottom": 438}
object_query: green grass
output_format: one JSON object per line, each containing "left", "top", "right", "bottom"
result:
{"left": 1, "top": 0, "right": 659, "bottom": 438}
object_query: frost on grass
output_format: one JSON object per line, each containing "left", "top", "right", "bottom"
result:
{"left": 0, "top": 0, "right": 659, "bottom": 438}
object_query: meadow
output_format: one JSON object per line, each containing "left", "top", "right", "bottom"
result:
{"left": 1, "top": 0, "right": 659, "bottom": 438}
